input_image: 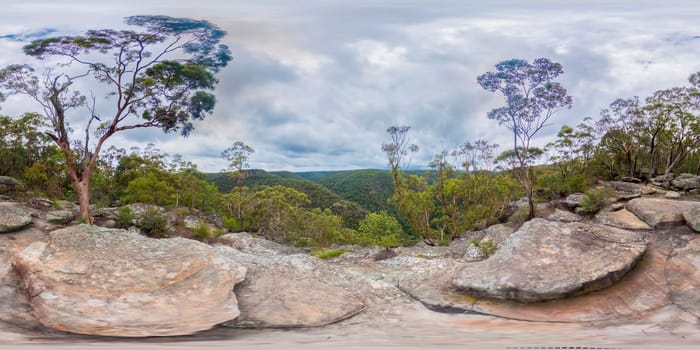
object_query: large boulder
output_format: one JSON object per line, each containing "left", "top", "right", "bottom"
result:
{"left": 671, "top": 173, "right": 700, "bottom": 190}
{"left": 0, "top": 203, "right": 32, "bottom": 233}
{"left": 216, "top": 243, "right": 365, "bottom": 328}
{"left": 11, "top": 225, "right": 246, "bottom": 337}
{"left": 563, "top": 193, "right": 584, "bottom": 208}
{"left": 605, "top": 181, "right": 642, "bottom": 200}
{"left": 0, "top": 176, "right": 19, "bottom": 192}
{"left": 626, "top": 198, "right": 700, "bottom": 229}
{"left": 594, "top": 209, "right": 651, "bottom": 230}
{"left": 684, "top": 207, "right": 700, "bottom": 233}
{"left": 547, "top": 209, "right": 583, "bottom": 223}
{"left": 452, "top": 218, "right": 646, "bottom": 302}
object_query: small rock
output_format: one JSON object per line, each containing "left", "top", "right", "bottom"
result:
{"left": 607, "top": 202, "right": 626, "bottom": 211}
{"left": 30, "top": 197, "right": 53, "bottom": 209}
{"left": 547, "top": 209, "right": 583, "bottom": 222}
{"left": 605, "top": 181, "right": 642, "bottom": 200}
{"left": 462, "top": 243, "right": 487, "bottom": 262}
{"left": 0, "top": 203, "right": 32, "bottom": 233}
{"left": 0, "top": 176, "right": 19, "bottom": 191}
{"left": 620, "top": 176, "right": 642, "bottom": 183}
{"left": 671, "top": 173, "right": 700, "bottom": 190}
{"left": 45, "top": 210, "right": 74, "bottom": 224}
{"left": 102, "top": 219, "right": 118, "bottom": 228}
{"left": 684, "top": 207, "right": 700, "bottom": 233}
{"left": 665, "top": 191, "right": 682, "bottom": 199}
{"left": 564, "top": 193, "right": 584, "bottom": 208}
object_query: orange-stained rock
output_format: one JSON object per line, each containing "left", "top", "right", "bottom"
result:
{"left": 12, "top": 225, "right": 246, "bottom": 337}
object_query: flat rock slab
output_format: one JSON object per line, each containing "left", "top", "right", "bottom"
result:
{"left": 12, "top": 225, "right": 246, "bottom": 337}
{"left": 666, "top": 237, "right": 700, "bottom": 318}
{"left": 0, "top": 203, "right": 32, "bottom": 233}
{"left": 401, "top": 248, "right": 670, "bottom": 323}
{"left": 684, "top": 207, "right": 700, "bottom": 232}
{"left": 217, "top": 247, "right": 365, "bottom": 329}
{"left": 547, "top": 209, "right": 583, "bottom": 222}
{"left": 452, "top": 218, "right": 646, "bottom": 302}
{"left": 594, "top": 209, "right": 651, "bottom": 230}
{"left": 606, "top": 181, "right": 642, "bottom": 200}
{"left": 626, "top": 198, "right": 700, "bottom": 229}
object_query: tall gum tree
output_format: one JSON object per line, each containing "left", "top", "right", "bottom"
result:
{"left": 477, "top": 58, "right": 572, "bottom": 219}
{"left": 0, "top": 16, "right": 232, "bottom": 222}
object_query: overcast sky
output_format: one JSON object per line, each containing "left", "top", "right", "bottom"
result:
{"left": 1, "top": 0, "right": 700, "bottom": 172}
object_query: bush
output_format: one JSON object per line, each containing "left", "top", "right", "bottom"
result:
{"left": 470, "top": 238, "right": 498, "bottom": 258}
{"left": 311, "top": 249, "right": 347, "bottom": 259}
{"left": 116, "top": 206, "right": 135, "bottom": 227}
{"left": 357, "top": 211, "right": 403, "bottom": 248}
{"left": 138, "top": 207, "right": 170, "bottom": 237}
{"left": 193, "top": 221, "right": 212, "bottom": 240}
{"left": 222, "top": 215, "right": 240, "bottom": 231}
{"left": 579, "top": 187, "right": 616, "bottom": 214}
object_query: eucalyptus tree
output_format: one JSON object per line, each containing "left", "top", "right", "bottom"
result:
{"left": 0, "top": 16, "right": 232, "bottom": 222}
{"left": 478, "top": 58, "right": 572, "bottom": 219}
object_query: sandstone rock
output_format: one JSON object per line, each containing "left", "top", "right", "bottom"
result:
{"left": 684, "top": 207, "right": 700, "bottom": 233}
{"left": 45, "top": 210, "right": 73, "bottom": 224}
{"left": 30, "top": 198, "right": 53, "bottom": 209}
{"left": 0, "top": 203, "right": 32, "bottom": 233}
{"left": 452, "top": 219, "right": 646, "bottom": 302}
{"left": 626, "top": 198, "right": 700, "bottom": 229}
{"left": 0, "top": 176, "right": 19, "bottom": 192}
{"left": 217, "top": 247, "right": 365, "bottom": 328}
{"left": 183, "top": 215, "right": 203, "bottom": 229}
{"left": 605, "top": 181, "right": 642, "bottom": 200}
{"left": 547, "top": 209, "right": 583, "bottom": 222}
{"left": 217, "top": 232, "right": 301, "bottom": 256}
{"left": 671, "top": 173, "right": 700, "bottom": 190}
{"left": 620, "top": 176, "right": 642, "bottom": 183}
{"left": 665, "top": 191, "right": 681, "bottom": 198}
{"left": 462, "top": 243, "right": 487, "bottom": 262}
{"left": 666, "top": 238, "right": 700, "bottom": 319}
{"left": 12, "top": 225, "right": 246, "bottom": 337}
{"left": 564, "top": 193, "right": 584, "bottom": 208}
{"left": 594, "top": 209, "right": 651, "bottom": 230}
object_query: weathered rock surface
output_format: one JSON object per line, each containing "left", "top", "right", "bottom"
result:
{"left": 547, "top": 208, "right": 583, "bottom": 222}
{"left": 45, "top": 210, "right": 74, "bottom": 224}
{"left": 606, "top": 181, "right": 642, "bottom": 200}
{"left": 665, "top": 191, "right": 682, "bottom": 199}
{"left": 217, "top": 232, "right": 302, "bottom": 256}
{"left": 671, "top": 173, "right": 700, "bottom": 190}
{"left": 666, "top": 237, "right": 700, "bottom": 319}
{"left": 594, "top": 209, "right": 651, "bottom": 230}
{"left": 0, "top": 202, "right": 32, "bottom": 233}
{"left": 626, "top": 197, "right": 700, "bottom": 229}
{"left": 12, "top": 225, "right": 246, "bottom": 337}
{"left": 0, "top": 176, "right": 19, "bottom": 192}
{"left": 216, "top": 244, "right": 366, "bottom": 328}
{"left": 564, "top": 193, "right": 584, "bottom": 208}
{"left": 684, "top": 206, "right": 700, "bottom": 233}
{"left": 452, "top": 218, "right": 646, "bottom": 302}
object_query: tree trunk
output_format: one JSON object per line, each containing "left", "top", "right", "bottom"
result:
{"left": 74, "top": 177, "right": 93, "bottom": 224}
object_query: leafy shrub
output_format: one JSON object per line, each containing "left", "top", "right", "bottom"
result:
{"left": 357, "top": 211, "right": 403, "bottom": 248}
{"left": 311, "top": 249, "right": 347, "bottom": 259}
{"left": 579, "top": 187, "right": 616, "bottom": 214}
{"left": 116, "top": 206, "right": 135, "bottom": 227}
{"left": 222, "top": 215, "right": 240, "bottom": 231}
{"left": 138, "top": 207, "right": 169, "bottom": 237}
{"left": 470, "top": 238, "right": 498, "bottom": 257}
{"left": 193, "top": 221, "right": 212, "bottom": 239}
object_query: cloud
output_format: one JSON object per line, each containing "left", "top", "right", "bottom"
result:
{"left": 2, "top": 0, "right": 700, "bottom": 172}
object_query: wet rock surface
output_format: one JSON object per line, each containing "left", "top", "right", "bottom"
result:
{"left": 12, "top": 225, "right": 246, "bottom": 337}
{"left": 452, "top": 219, "right": 647, "bottom": 302}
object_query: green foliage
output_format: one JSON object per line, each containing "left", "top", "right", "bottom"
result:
{"left": 116, "top": 206, "right": 135, "bottom": 227}
{"left": 579, "top": 187, "right": 616, "bottom": 214}
{"left": 357, "top": 211, "right": 403, "bottom": 248}
{"left": 470, "top": 238, "right": 498, "bottom": 258}
{"left": 311, "top": 249, "right": 347, "bottom": 260}
{"left": 507, "top": 205, "right": 530, "bottom": 226}
{"left": 222, "top": 215, "right": 240, "bottom": 231}
{"left": 122, "top": 173, "right": 176, "bottom": 207}
{"left": 193, "top": 221, "right": 212, "bottom": 240}
{"left": 138, "top": 208, "right": 170, "bottom": 237}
